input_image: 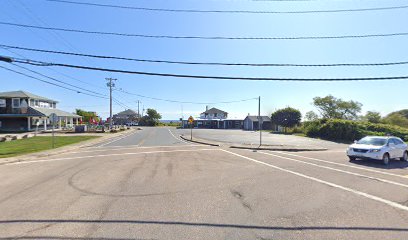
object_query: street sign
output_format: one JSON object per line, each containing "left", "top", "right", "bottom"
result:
{"left": 188, "top": 116, "right": 194, "bottom": 140}
{"left": 49, "top": 113, "right": 58, "bottom": 148}
{"left": 50, "top": 113, "right": 58, "bottom": 123}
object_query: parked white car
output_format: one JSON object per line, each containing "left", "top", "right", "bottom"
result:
{"left": 346, "top": 136, "right": 408, "bottom": 165}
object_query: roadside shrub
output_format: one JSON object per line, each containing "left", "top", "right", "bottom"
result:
{"left": 303, "top": 119, "right": 408, "bottom": 142}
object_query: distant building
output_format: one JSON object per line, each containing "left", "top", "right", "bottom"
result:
{"left": 0, "top": 90, "right": 81, "bottom": 132}
{"left": 243, "top": 116, "right": 272, "bottom": 131}
{"left": 182, "top": 106, "right": 243, "bottom": 129}
{"left": 112, "top": 109, "right": 140, "bottom": 125}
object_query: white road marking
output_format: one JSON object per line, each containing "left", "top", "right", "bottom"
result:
{"left": 68, "top": 144, "right": 205, "bottom": 155}
{"left": 276, "top": 151, "right": 408, "bottom": 179}
{"left": 259, "top": 151, "right": 408, "bottom": 189}
{"left": 6, "top": 149, "right": 218, "bottom": 166}
{"left": 221, "top": 149, "right": 408, "bottom": 212}
{"left": 96, "top": 131, "right": 138, "bottom": 148}
{"left": 168, "top": 129, "right": 192, "bottom": 145}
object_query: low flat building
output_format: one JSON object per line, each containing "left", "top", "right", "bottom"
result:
{"left": 0, "top": 91, "right": 81, "bottom": 132}
{"left": 243, "top": 116, "right": 272, "bottom": 131}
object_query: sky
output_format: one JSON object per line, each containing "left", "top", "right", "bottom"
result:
{"left": 0, "top": 0, "right": 408, "bottom": 120}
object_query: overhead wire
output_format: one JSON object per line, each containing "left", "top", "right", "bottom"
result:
{"left": 1, "top": 21, "right": 408, "bottom": 40}
{"left": 9, "top": 57, "right": 408, "bottom": 82}
{"left": 0, "top": 64, "right": 107, "bottom": 98}
{"left": 2, "top": 44, "right": 408, "bottom": 67}
{"left": 45, "top": 0, "right": 408, "bottom": 14}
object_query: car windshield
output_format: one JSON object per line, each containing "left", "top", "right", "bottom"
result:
{"left": 357, "top": 137, "right": 387, "bottom": 146}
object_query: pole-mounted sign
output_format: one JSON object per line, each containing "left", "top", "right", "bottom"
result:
{"left": 188, "top": 116, "right": 194, "bottom": 140}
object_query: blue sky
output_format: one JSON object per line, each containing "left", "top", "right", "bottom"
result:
{"left": 1, "top": 0, "right": 407, "bottom": 120}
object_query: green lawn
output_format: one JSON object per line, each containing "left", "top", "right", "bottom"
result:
{"left": 0, "top": 136, "right": 99, "bottom": 158}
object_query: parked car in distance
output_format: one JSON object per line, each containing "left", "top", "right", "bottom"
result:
{"left": 346, "top": 136, "right": 408, "bottom": 165}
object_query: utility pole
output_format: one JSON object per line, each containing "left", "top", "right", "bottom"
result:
{"left": 258, "top": 96, "right": 262, "bottom": 147}
{"left": 137, "top": 100, "right": 140, "bottom": 118}
{"left": 106, "top": 78, "right": 117, "bottom": 129}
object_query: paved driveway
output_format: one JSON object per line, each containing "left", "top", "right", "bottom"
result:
{"left": 176, "top": 128, "right": 347, "bottom": 150}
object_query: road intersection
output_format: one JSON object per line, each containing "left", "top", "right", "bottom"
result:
{"left": 1, "top": 127, "right": 408, "bottom": 239}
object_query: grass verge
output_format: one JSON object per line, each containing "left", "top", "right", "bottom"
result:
{"left": 0, "top": 136, "right": 99, "bottom": 158}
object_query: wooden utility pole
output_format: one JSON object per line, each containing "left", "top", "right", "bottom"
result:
{"left": 106, "top": 78, "right": 117, "bottom": 129}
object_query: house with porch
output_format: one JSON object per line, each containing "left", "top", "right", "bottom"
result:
{"left": 0, "top": 91, "right": 82, "bottom": 132}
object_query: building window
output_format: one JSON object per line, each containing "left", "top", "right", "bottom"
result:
{"left": 12, "top": 98, "right": 20, "bottom": 108}
{"left": 29, "top": 99, "right": 34, "bottom": 106}
{"left": 0, "top": 99, "right": 5, "bottom": 108}
{"left": 214, "top": 113, "right": 217, "bottom": 117}
{"left": 34, "top": 100, "right": 39, "bottom": 107}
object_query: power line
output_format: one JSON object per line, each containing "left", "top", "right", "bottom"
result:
{"left": 7, "top": 56, "right": 408, "bottom": 82}
{"left": 45, "top": 0, "right": 408, "bottom": 14}
{"left": 0, "top": 44, "right": 106, "bottom": 91}
{"left": 11, "top": 63, "right": 108, "bottom": 98}
{"left": 1, "top": 21, "right": 408, "bottom": 41}
{"left": 115, "top": 88, "right": 258, "bottom": 105}
{"left": 2, "top": 44, "right": 408, "bottom": 67}
{"left": 0, "top": 64, "right": 109, "bottom": 98}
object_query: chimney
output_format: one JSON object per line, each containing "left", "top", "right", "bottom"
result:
{"left": 206, "top": 105, "right": 209, "bottom": 111}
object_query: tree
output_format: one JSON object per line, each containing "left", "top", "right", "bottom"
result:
{"left": 305, "top": 111, "right": 319, "bottom": 121}
{"left": 139, "top": 108, "right": 162, "bottom": 126}
{"left": 75, "top": 109, "right": 99, "bottom": 123}
{"left": 382, "top": 113, "right": 408, "bottom": 128}
{"left": 312, "top": 95, "right": 362, "bottom": 120}
{"left": 362, "top": 111, "right": 382, "bottom": 123}
{"left": 271, "top": 107, "right": 302, "bottom": 131}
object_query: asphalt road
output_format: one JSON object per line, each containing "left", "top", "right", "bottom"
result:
{"left": 1, "top": 127, "right": 408, "bottom": 239}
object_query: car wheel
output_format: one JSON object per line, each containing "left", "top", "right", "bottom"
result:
{"left": 348, "top": 156, "right": 356, "bottom": 161}
{"left": 382, "top": 153, "right": 390, "bottom": 165}
{"left": 400, "top": 151, "right": 408, "bottom": 162}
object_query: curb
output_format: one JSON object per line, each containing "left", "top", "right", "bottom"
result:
{"left": 0, "top": 128, "right": 138, "bottom": 165}
{"left": 230, "top": 145, "right": 328, "bottom": 152}
{"left": 179, "top": 135, "right": 220, "bottom": 147}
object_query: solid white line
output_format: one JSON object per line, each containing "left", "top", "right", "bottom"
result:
{"left": 276, "top": 151, "right": 408, "bottom": 179}
{"left": 168, "top": 129, "right": 191, "bottom": 145}
{"left": 68, "top": 144, "right": 205, "bottom": 155}
{"left": 96, "top": 131, "right": 137, "bottom": 148}
{"left": 259, "top": 151, "right": 408, "bottom": 189}
{"left": 221, "top": 149, "right": 408, "bottom": 212}
{"left": 7, "top": 148, "right": 218, "bottom": 166}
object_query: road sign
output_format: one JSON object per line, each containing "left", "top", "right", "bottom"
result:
{"left": 188, "top": 116, "right": 194, "bottom": 123}
{"left": 188, "top": 116, "right": 194, "bottom": 140}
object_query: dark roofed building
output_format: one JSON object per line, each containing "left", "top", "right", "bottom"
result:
{"left": 243, "top": 115, "right": 272, "bottom": 131}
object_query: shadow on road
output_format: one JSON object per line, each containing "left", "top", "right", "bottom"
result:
{"left": 350, "top": 159, "right": 408, "bottom": 169}
{"left": 2, "top": 219, "right": 408, "bottom": 232}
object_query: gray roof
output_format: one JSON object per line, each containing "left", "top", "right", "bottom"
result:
{"left": 30, "top": 107, "right": 81, "bottom": 118}
{"left": 0, "top": 91, "right": 57, "bottom": 102}
{"left": 116, "top": 109, "right": 137, "bottom": 116}
{"left": 201, "top": 107, "right": 228, "bottom": 115}
{"left": 244, "top": 116, "right": 271, "bottom": 122}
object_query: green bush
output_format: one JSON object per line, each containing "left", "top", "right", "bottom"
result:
{"left": 303, "top": 119, "right": 408, "bottom": 142}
